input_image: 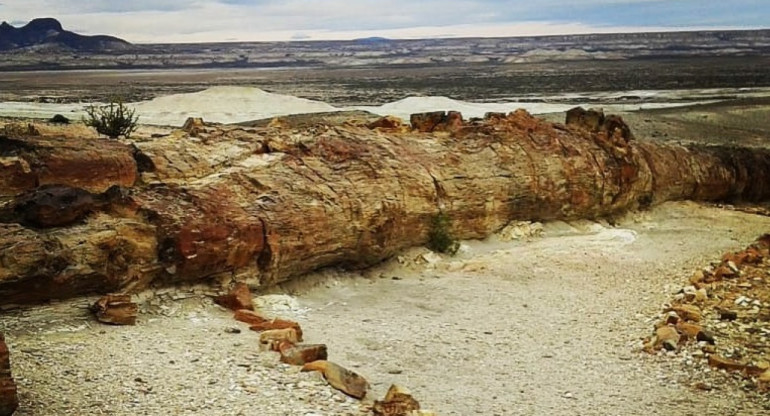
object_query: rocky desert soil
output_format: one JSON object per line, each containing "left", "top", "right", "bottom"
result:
{"left": 1, "top": 201, "right": 770, "bottom": 415}
{"left": 2, "top": 80, "right": 770, "bottom": 415}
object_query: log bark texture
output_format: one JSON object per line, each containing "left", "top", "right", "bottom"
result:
{"left": 0, "top": 333, "right": 18, "bottom": 416}
{"left": 2, "top": 110, "right": 770, "bottom": 305}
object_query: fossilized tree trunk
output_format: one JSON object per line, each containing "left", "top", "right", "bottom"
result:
{"left": 1, "top": 110, "right": 770, "bottom": 305}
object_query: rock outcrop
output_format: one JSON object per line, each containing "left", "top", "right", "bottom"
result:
{"left": 0, "top": 17, "right": 131, "bottom": 51}
{"left": 2, "top": 110, "right": 770, "bottom": 304}
{"left": 0, "top": 333, "right": 18, "bottom": 416}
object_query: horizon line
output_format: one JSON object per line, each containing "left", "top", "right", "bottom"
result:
{"left": 127, "top": 25, "right": 770, "bottom": 45}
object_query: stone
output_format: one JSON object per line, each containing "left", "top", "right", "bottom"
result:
{"left": 250, "top": 319, "right": 303, "bottom": 341}
{"left": 708, "top": 354, "right": 746, "bottom": 371}
{"left": 409, "top": 111, "right": 463, "bottom": 132}
{"left": 90, "top": 294, "right": 138, "bottom": 325}
{"left": 259, "top": 328, "right": 300, "bottom": 349}
{"left": 695, "top": 330, "right": 716, "bottom": 345}
{"left": 714, "top": 265, "right": 737, "bottom": 279}
{"left": 759, "top": 369, "right": 770, "bottom": 390}
{"left": 373, "top": 384, "right": 421, "bottom": 416}
{"left": 49, "top": 114, "right": 70, "bottom": 124}
{"left": 301, "top": 360, "right": 370, "bottom": 399}
{"left": 181, "top": 117, "right": 206, "bottom": 135}
{"left": 689, "top": 270, "right": 705, "bottom": 286}
{"left": 675, "top": 322, "right": 703, "bottom": 340}
{"left": 277, "top": 342, "right": 328, "bottom": 366}
{"left": 367, "top": 116, "right": 407, "bottom": 131}
{"left": 233, "top": 309, "right": 267, "bottom": 325}
{"left": 0, "top": 333, "right": 18, "bottom": 416}
{"left": 565, "top": 107, "right": 633, "bottom": 144}
{"left": 654, "top": 326, "right": 680, "bottom": 351}
{"left": 566, "top": 107, "right": 605, "bottom": 131}
{"left": 707, "top": 354, "right": 746, "bottom": 372}
{"left": 669, "top": 305, "right": 702, "bottom": 322}
{"left": 213, "top": 282, "right": 254, "bottom": 311}
{"left": 718, "top": 310, "right": 738, "bottom": 321}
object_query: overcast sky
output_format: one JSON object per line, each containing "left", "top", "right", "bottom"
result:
{"left": 0, "top": 0, "right": 767, "bottom": 43}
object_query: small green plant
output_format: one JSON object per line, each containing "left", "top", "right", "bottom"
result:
{"left": 83, "top": 99, "right": 138, "bottom": 139}
{"left": 427, "top": 211, "right": 459, "bottom": 255}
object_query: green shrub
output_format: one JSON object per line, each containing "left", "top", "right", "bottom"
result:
{"left": 427, "top": 211, "right": 459, "bottom": 255}
{"left": 83, "top": 99, "right": 138, "bottom": 139}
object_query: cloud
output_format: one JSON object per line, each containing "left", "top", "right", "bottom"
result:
{"left": 0, "top": 0, "right": 766, "bottom": 42}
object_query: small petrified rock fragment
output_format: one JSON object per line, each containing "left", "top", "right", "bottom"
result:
{"left": 233, "top": 309, "right": 267, "bottom": 325}
{"left": 707, "top": 354, "right": 745, "bottom": 372}
{"left": 181, "top": 117, "right": 206, "bottom": 135}
{"left": 0, "top": 333, "right": 19, "bottom": 416}
{"left": 696, "top": 330, "right": 716, "bottom": 345}
{"left": 718, "top": 310, "right": 738, "bottom": 321}
{"left": 301, "top": 360, "right": 369, "bottom": 399}
{"left": 214, "top": 282, "right": 254, "bottom": 311}
{"left": 373, "top": 384, "right": 421, "bottom": 416}
{"left": 669, "top": 304, "right": 702, "bottom": 322}
{"left": 367, "top": 116, "right": 406, "bottom": 130}
{"left": 49, "top": 114, "right": 70, "bottom": 124}
{"left": 655, "top": 326, "right": 680, "bottom": 351}
{"left": 91, "top": 294, "right": 138, "bottom": 325}
{"left": 759, "top": 370, "right": 770, "bottom": 391}
{"left": 249, "top": 319, "right": 303, "bottom": 341}
{"left": 277, "top": 342, "right": 328, "bottom": 366}
{"left": 409, "top": 111, "right": 464, "bottom": 133}
{"left": 674, "top": 322, "right": 703, "bottom": 340}
{"left": 259, "top": 328, "right": 300, "bottom": 348}
{"left": 566, "top": 107, "right": 606, "bottom": 133}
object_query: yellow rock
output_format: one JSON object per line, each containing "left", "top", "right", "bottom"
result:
{"left": 654, "top": 326, "right": 680, "bottom": 351}
{"left": 301, "top": 360, "right": 369, "bottom": 399}
{"left": 670, "top": 304, "right": 702, "bottom": 322}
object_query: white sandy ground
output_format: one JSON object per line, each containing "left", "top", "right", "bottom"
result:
{"left": 2, "top": 85, "right": 761, "bottom": 127}
{"left": 2, "top": 201, "right": 770, "bottom": 415}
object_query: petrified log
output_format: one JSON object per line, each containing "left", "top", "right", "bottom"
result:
{"left": 301, "top": 360, "right": 369, "bottom": 399}
{"left": 91, "top": 294, "right": 138, "bottom": 325}
{"left": 4, "top": 110, "right": 770, "bottom": 304}
{"left": 0, "top": 333, "right": 18, "bottom": 416}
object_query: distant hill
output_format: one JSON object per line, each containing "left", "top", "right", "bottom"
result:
{"left": 353, "top": 36, "right": 393, "bottom": 45}
{"left": 0, "top": 17, "right": 132, "bottom": 51}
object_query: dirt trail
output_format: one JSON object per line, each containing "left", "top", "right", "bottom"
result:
{"left": 2, "top": 201, "right": 770, "bottom": 415}
{"left": 294, "top": 201, "right": 770, "bottom": 415}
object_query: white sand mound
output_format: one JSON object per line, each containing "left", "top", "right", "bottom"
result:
{"left": 0, "top": 85, "right": 740, "bottom": 127}
{"left": 130, "top": 86, "right": 338, "bottom": 126}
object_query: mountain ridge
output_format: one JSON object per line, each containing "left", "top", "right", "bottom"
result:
{"left": 0, "top": 17, "right": 132, "bottom": 51}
